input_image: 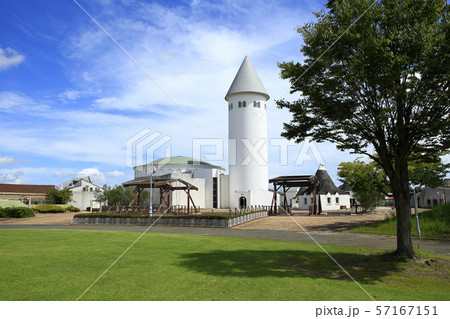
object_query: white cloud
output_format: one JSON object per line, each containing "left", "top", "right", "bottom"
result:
{"left": 0, "top": 156, "right": 14, "bottom": 165}
{"left": 0, "top": 47, "right": 24, "bottom": 71}
{"left": 62, "top": 0, "right": 308, "bottom": 115}
{"left": 0, "top": 91, "right": 50, "bottom": 113}
{"left": 104, "top": 170, "right": 126, "bottom": 178}
{"left": 0, "top": 171, "right": 24, "bottom": 184}
{"left": 76, "top": 168, "right": 106, "bottom": 185}
{"left": 57, "top": 89, "right": 93, "bottom": 103}
{"left": 53, "top": 170, "right": 70, "bottom": 178}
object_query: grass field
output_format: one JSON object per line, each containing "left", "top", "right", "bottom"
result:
{"left": 348, "top": 204, "right": 450, "bottom": 240}
{"left": 0, "top": 229, "right": 448, "bottom": 301}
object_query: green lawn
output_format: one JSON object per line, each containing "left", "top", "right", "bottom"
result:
{"left": 0, "top": 229, "right": 448, "bottom": 301}
{"left": 348, "top": 204, "right": 450, "bottom": 240}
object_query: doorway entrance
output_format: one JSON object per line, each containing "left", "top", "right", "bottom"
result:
{"left": 239, "top": 196, "right": 247, "bottom": 209}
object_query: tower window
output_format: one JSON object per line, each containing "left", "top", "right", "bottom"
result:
{"left": 264, "top": 103, "right": 267, "bottom": 109}
{"left": 229, "top": 103, "right": 233, "bottom": 110}
{"left": 238, "top": 101, "right": 242, "bottom": 108}
{"left": 254, "top": 101, "right": 261, "bottom": 108}
{"left": 238, "top": 101, "right": 246, "bottom": 107}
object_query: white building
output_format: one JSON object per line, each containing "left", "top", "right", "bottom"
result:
{"left": 412, "top": 179, "right": 449, "bottom": 208}
{"left": 133, "top": 156, "right": 222, "bottom": 209}
{"left": 60, "top": 177, "right": 103, "bottom": 211}
{"left": 284, "top": 188, "right": 300, "bottom": 208}
{"left": 225, "top": 56, "right": 273, "bottom": 208}
{"left": 293, "top": 164, "right": 351, "bottom": 212}
{"left": 125, "top": 57, "right": 272, "bottom": 209}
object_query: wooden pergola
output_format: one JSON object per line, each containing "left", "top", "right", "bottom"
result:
{"left": 269, "top": 175, "right": 319, "bottom": 215}
{"left": 122, "top": 178, "right": 199, "bottom": 214}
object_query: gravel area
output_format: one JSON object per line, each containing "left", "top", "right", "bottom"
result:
{"left": 234, "top": 212, "right": 391, "bottom": 232}
{"left": 0, "top": 210, "right": 392, "bottom": 232}
{"left": 0, "top": 212, "right": 79, "bottom": 225}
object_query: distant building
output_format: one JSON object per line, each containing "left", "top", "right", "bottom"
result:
{"left": 60, "top": 177, "right": 103, "bottom": 211}
{"left": 412, "top": 178, "right": 449, "bottom": 208}
{"left": 293, "top": 164, "right": 351, "bottom": 211}
{"left": 0, "top": 183, "right": 55, "bottom": 205}
{"left": 130, "top": 156, "right": 223, "bottom": 209}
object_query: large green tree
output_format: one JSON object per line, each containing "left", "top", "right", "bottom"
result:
{"left": 338, "top": 158, "right": 390, "bottom": 212}
{"left": 408, "top": 153, "right": 450, "bottom": 188}
{"left": 45, "top": 188, "right": 73, "bottom": 204}
{"left": 96, "top": 185, "right": 149, "bottom": 206}
{"left": 277, "top": 0, "right": 449, "bottom": 257}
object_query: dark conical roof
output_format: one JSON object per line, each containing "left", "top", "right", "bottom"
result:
{"left": 315, "top": 165, "right": 348, "bottom": 195}
{"left": 295, "top": 164, "right": 349, "bottom": 196}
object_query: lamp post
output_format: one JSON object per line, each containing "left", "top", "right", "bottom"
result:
{"left": 148, "top": 165, "right": 155, "bottom": 217}
{"left": 410, "top": 182, "right": 421, "bottom": 239}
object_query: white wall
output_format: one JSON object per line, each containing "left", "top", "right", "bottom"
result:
{"left": 295, "top": 195, "right": 315, "bottom": 211}
{"left": 294, "top": 193, "right": 351, "bottom": 211}
{"left": 284, "top": 188, "right": 299, "bottom": 207}
{"left": 319, "top": 193, "right": 351, "bottom": 211}
{"left": 220, "top": 174, "right": 229, "bottom": 208}
{"left": 69, "top": 180, "right": 102, "bottom": 210}
{"left": 416, "top": 186, "right": 448, "bottom": 208}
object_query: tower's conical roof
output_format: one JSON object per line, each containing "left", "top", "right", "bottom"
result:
{"left": 225, "top": 56, "right": 269, "bottom": 101}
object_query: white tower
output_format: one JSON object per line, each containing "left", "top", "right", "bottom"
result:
{"left": 225, "top": 56, "right": 271, "bottom": 208}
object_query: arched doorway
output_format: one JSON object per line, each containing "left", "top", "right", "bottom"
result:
{"left": 239, "top": 196, "right": 247, "bottom": 209}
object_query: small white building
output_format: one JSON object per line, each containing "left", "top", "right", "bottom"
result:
{"left": 133, "top": 156, "right": 224, "bottom": 209}
{"left": 293, "top": 164, "right": 351, "bottom": 212}
{"left": 60, "top": 177, "right": 103, "bottom": 211}
{"left": 284, "top": 188, "right": 300, "bottom": 208}
{"left": 413, "top": 179, "right": 449, "bottom": 208}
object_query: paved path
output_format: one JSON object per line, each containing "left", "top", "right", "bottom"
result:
{"left": 1, "top": 224, "right": 448, "bottom": 256}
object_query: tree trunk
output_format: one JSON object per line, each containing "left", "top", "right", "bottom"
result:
{"left": 390, "top": 162, "right": 415, "bottom": 258}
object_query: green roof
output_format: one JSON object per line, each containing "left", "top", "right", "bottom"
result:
{"left": 0, "top": 200, "right": 27, "bottom": 208}
{"left": 147, "top": 156, "right": 222, "bottom": 168}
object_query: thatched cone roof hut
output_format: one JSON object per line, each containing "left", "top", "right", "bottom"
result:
{"left": 296, "top": 164, "right": 349, "bottom": 196}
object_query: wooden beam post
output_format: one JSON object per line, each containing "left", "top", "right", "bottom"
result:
{"left": 312, "top": 186, "right": 316, "bottom": 215}
{"left": 129, "top": 188, "right": 143, "bottom": 207}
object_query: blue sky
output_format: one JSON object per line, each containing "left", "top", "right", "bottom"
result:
{"left": 1, "top": 0, "right": 428, "bottom": 188}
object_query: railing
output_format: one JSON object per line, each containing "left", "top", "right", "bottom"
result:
{"left": 101, "top": 204, "right": 197, "bottom": 215}
{"left": 101, "top": 204, "right": 272, "bottom": 216}
{"left": 268, "top": 205, "right": 292, "bottom": 216}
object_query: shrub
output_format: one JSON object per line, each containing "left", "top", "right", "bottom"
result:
{"left": 0, "top": 207, "right": 35, "bottom": 218}
{"left": 66, "top": 205, "right": 80, "bottom": 212}
{"left": 34, "top": 205, "right": 65, "bottom": 213}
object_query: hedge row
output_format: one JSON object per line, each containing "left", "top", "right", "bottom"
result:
{"left": 0, "top": 207, "right": 35, "bottom": 218}
{"left": 33, "top": 205, "right": 80, "bottom": 213}
{"left": 74, "top": 210, "right": 267, "bottom": 220}
{"left": 0, "top": 205, "right": 81, "bottom": 218}
{"left": 34, "top": 205, "right": 65, "bottom": 213}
